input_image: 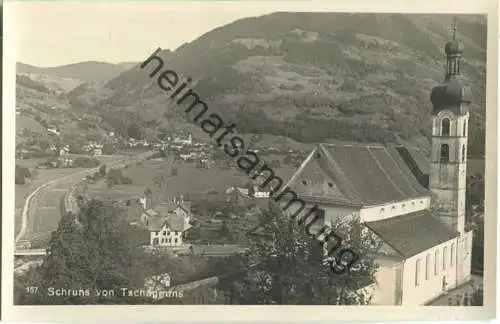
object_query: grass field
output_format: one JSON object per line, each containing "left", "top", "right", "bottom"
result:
{"left": 16, "top": 158, "right": 47, "bottom": 169}
{"left": 16, "top": 116, "right": 46, "bottom": 134}
{"left": 86, "top": 181, "right": 146, "bottom": 199}
{"left": 123, "top": 160, "right": 249, "bottom": 200}
{"left": 122, "top": 158, "right": 296, "bottom": 203}
{"left": 14, "top": 166, "right": 90, "bottom": 236}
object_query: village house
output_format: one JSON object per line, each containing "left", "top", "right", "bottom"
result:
{"left": 279, "top": 33, "right": 473, "bottom": 305}
{"left": 92, "top": 144, "right": 103, "bottom": 157}
{"left": 196, "top": 157, "right": 213, "bottom": 169}
{"left": 141, "top": 197, "right": 192, "bottom": 247}
{"left": 59, "top": 145, "right": 70, "bottom": 157}
{"left": 173, "top": 134, "right": 193, "bottom": 146}
{"left": 179, "top": 152, "right": 196, "bottom": 161}
{"left": 47, "top": 127, "right": 60, "bottom": 136}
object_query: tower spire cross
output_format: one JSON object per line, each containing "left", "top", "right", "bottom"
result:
{"left": 449, "top": 18, "right": 458, "bottom": 40}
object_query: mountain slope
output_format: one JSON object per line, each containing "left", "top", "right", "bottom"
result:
{"left": 70, "top": 12, "right": 487, "bottom": 156}
{"left": 16, "top": 61, "right": 129, "bottom": 83}
{"left": 16, "top": 73, "right": 114, "bottom": 151}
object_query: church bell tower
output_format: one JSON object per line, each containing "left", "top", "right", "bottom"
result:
{"left": 429, "top": 21, "right": 472, "bottom": 235}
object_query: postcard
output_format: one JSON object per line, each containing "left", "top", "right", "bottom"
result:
{"left": 2, "top": 0, "right": 497, "bottom": 322}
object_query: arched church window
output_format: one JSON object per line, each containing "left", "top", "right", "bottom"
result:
{"left": 462, "top": 144, "right": 466, "bottom": 162}
{"left": 441, "top": 118, "right": 450, "bottom": 136}
{"left": 440, "top": 144, "right": 450, "bottom": 163}
{"left": 450, "top": 243, "right": 455, "bottom": 266}
{"left": 443, "top": 247, "right": 448, "bottom": 270}
{"left": 415, "top": 259, "right": 421, "bottom": 287}
{"left": 463, "top": 121, "right": 467, "bottom": 137}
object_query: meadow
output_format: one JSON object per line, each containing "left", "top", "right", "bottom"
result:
{"left": 122, "top": 159, "right": 251, "bottom": 201}
{"left": 14, "top": 166, "right": 89, "bottom": 236}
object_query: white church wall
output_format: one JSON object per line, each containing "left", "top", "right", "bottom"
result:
{"left": 456, "top": 230, "right": 473, "bottom": 285}
{"left": 322, "top": 205, "right": 359, "bottom": 227}
{"left": 369, "top": 258, "right": 401, "bottom": 305}
{"left": 401, "top": 238, "right": 459, "bottom": 305}
{"left": 360, "top": 197, "right": 431, "bottom": 223}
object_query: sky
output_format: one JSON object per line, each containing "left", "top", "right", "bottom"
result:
{"left": 6, "top": 0, "right": 489, "bottom": 68}
{"left": 8, "top": 2, "right": 302, "bottom": 67}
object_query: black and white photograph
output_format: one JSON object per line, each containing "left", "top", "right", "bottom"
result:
{"left": 2, "top": 0, "right": 497, "bottom": 322}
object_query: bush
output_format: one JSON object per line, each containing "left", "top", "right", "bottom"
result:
{"left": 102, "top": 144, "right": 116, "bottom": 155}
{"left": 98, "top": 164, "right": 107, "bottom": 177}
{"left": 73, "top": 157, "right": 100, "bottom": 168}
{"left": 15, "top": 174, "right": 26, "bottom": 185}
{"left": 15, "top": 165, "right": 31, "bottom": 184}
{"left": 106, "top": 168, "right": 133, "bottom": 185}
{"left": 122, "top": 177, "right": 133, "bottom": 185}
{"left": 15, "top": 165, "right": 31, "bottom": 179}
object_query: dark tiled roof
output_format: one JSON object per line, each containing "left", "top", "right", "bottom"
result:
{"left": 146, "top": 214, "right": 187, "bottom": 232}
{"left": 147, "top": 216, "right": 167, "bottom": 231}
{"left": 319, "top": 144, "right": 429, "bottom": 206}
{"left": 166, "top": 213, "right": 186, "bottom": 232}
{"left": 283, "top": 151, "right": 356, "bottom": 206}
{"left": 365, "top": 210, "right": 459, "bottom": 258}
{"left": 190, "top": 244, "right": 248, "bottom": 255}
{"left": 284, "top": 143, "right": 430, "bottom": 207}
{"left": 405, "top": 147, "right": 430, "bottom": 175}
{"left": 395, "top": 146, "right": 430, "bottom": 188}
{"left": 156, "top": 201, "right": 191, "bottom": 215}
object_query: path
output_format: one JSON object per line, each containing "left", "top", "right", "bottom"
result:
{"left": 15, "top": 152, "right": 155, "bottom": 246}
{"left": 426, "top": 275, "right": 483, "bottom": 305}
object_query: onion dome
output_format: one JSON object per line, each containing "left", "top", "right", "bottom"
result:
{"left": 430, "top": 23, "right": 471, "bottom": 116}
{"left": 444, "top": 40, "right": 465, "bottom": 56}
{"left": 430, "top": 76, "right": 472, "bottom": 116}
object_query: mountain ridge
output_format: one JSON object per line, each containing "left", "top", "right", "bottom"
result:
{"left": 16, "top": 61, "right": 130, "bottom": 83}
{"left": 24, "top": 13, "right": 487, "bottom": 156}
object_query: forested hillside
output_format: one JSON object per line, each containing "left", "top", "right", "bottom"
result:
{"left": 66, "top": 13, "right": 486, "bottom": 156}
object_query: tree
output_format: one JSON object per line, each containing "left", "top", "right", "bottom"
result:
{"left": 219, "top": 221, "right": 232, "bottom": 240}
{"left": 217, "top": 203, "right": 378, "bottom": 305}
{"left": 127, "top": 123, "right": 144, "bottom": 140}
{"left": 144, "top": 187, "right": 153, "bottom": 199}
{"left": 15, "top": 200, "right": 159, "bottom": 305}
{"left": 470, "top": 283, "right": 484, "bottom": 306}
{"left": 471, "top": 216, "right": 484, "bottom": 274}
{"left": 246, "top": 181, "right": 255, "bottom": 198}
{"left": 98, "top": 164, "right": 107, "bottom": 177}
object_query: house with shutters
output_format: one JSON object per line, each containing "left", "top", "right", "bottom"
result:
{"left": 280, "top": 29, "right": 473, "bottom": 305}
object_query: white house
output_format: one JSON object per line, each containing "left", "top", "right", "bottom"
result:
{"left": 93, "top": 144, "right": 103, "bottom": 157}
{"left": 225, "top": 186, "right": 270, "bottom": 199}
{"left": 47, "top": 127, "right": 60, "bottom": 136}
{"left": 278, "top": 34, "right": 473, "bottom": 306}
{"left": 174, "top": 134, "right": 193, "bottom": 146}
{"left": 59, "top": 145, "right": 70, "bottom": 156}
{"left": 142, "top": 198, "right": 192, "bottom": 247}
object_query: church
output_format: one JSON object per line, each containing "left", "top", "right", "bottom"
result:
{"left": 281, "top": 29, "right": 473, "bottom": 305}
